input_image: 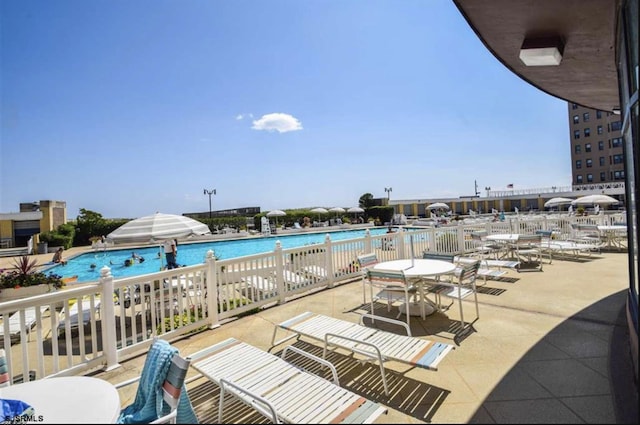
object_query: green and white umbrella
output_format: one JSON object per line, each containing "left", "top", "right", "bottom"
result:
{"left": 106, "top": 212, "right": 211, "bottom": 244}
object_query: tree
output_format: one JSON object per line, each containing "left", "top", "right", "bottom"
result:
{"left": 359, "top": 193, "right": 374, "bottom": 209}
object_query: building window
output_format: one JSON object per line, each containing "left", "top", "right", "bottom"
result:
{"left": 611, "top": 137, "right": 623, "bottom": 147}
{"left": 586, "top": 159, "right": 593, "bottom": 168}
{"left": 598, "top": 140, "right": 604, "bottom": 150}
{"left": 597, "top": 125, "right": 603, "bottom": 134}
{"left": 600, "top": 156, "right": 605, "bottom": 166}
{"left": 600, "top": 172, "right": 606, "bottom": 181}
{"left": 613, "top": 154, "right": 624, "bottom": 164}
{"left": 576, "top": 175, "right": 583, "bottom": 184}
{"left": 573, "top": 115, "right": 580, "bottom": 124}
{"left": 576, "top": 159, "right": 582, "bottom": 169}
{"left": 572, "top": 103, "right": 578, "bottom": 110}
{"left": 574, "top": 130, "right": 580, "bottom": 139}
{"left": 584, "top": 128, "right": 591, "bottom": 137}
{"left": 583, "top": 112, "right": 590, "bottom": 121}
{"left": 614, "top": 170, "right": 625, "bottom": 180}
{"left": 585, "top": 143, "right": 592, "bottom": 152}
{"left": 587, "top": 173, "right": 593, "bottom": 183}
{"left": 575, "top": 144, "right": 582, "bottom": 153}
{"left": 610, "top": 121, "right": 622, "bottom": 131}
{"left": 596, "top": 110, "right": 602, "bottom": 119}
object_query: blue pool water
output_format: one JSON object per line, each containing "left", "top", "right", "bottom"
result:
{"left": 46, "top": 227, "right": 396, "bottom": 284}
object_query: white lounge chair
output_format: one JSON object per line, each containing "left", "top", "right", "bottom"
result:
{"left": 271, "top": 311, "right": 455, "bottom": 396}
{"left": 301, "top": 265, "right": 329, "bottom": 281}
{"left": 240, "top": 275, "right": 277, "bottom": 300}
{"left": 1, "top": 306, "right": 49, "bottom": 344}
{"left": 56, "top": 298, "right": 101, "bottom": 337}
{"left": 189, "top": 337, "right": 388, "bottom": 424}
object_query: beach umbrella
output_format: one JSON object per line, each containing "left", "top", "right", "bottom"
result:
{"left": 106, "top": 212, "right": 211, "bottom": 244}
{"left": 310, "top": 207, "right": 328, "bottom": 222}
{"left": 266, "top": 209, "right": 287, "bottom": 228}
{"left": 329, "top": 207, "right": 345, "bottom": 219}
{"left": 544, "top": 197, "right": 574, "bottom": 208}
{"left": 347, "top": 206, "right": 364, "bottom": 221}
{"left": 570, "top": 194, "right": 619, "bottom": 206}
{"left": 426, "top": 202, "right": 450, "bottom": 210}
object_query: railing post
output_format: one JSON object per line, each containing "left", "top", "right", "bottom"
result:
{"left": 274, "top": 241, "right": 286, "bottom": 304}
{"left": 99, "top": 266, "right": 119, "bottom": 371}
{"left": 324, "top": 234, "right": 335, "bottom": 288}
{"left": 457, "top": 221, "right": 466, "bottom": 255}
{"left": 397, "top": 230, "right": 406, "bottom": 259}
{"left": 363, "top": 229, "right": 372, "bottom": 253}
{"left": 205, "top": 250, "right": 219, "bottom": 329}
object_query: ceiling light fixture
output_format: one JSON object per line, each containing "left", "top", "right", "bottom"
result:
{"left": 519, "top": 36, "right": 564, "bottom": 66}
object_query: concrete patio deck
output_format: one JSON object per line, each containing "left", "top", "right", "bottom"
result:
{"left": 87, "top": 250, "right": 637, "bottom": 424}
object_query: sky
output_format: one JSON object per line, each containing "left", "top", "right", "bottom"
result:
{"left": 0, "top": 0, "right": 571, "bottom": 219}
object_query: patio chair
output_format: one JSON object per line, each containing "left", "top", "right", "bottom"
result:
{"left": 271, "top": 311, "right": 455, "bottom": 396}
{"left": 356, "top": 252, "right": 379, "bottom": 303}
{"left": 116, "top": 338, "right": 197, "bottom": 424}
{"left": 0, "top": 348, "right": 9, "bottom": 387}
{"left": 470, "top": 231, "right": 504, "bottom": 259}
{"left": 512, "top": 234, "right": 545, "bottom": 272}
{"left": 188, "top": 337, "right": 388, "bottom": 424}
{"left": 364, "top": 268, "right": 417, "bottom": 325}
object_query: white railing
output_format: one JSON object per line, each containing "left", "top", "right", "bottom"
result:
{"left": 0, "top": 213, "right": 626, "bottom": 383}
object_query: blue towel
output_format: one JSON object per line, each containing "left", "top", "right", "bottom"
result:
{"left": 1, "top": 398, "right": 35, "bottom": 423}
{"left": 117, "top": 340, "right": 198, "bottom": 424}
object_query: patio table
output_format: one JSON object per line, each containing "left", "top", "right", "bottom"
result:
{"left": 597, "top": 225, "right": 627, "bottom": 250}
{"left": 485, "top": 233, "right": 521, "bottom": 258}
{"left": 0, "top": 376, "right": 121, "bottom": 423}
{"left": 372, "top": 259, "right": 456, "bottom": 319}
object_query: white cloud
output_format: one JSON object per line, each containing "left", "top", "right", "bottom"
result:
{"left": 236, "top": 114, "right": 244, "bottom": 120}
{"left": 251, "top": 113, "right": 303, "bottom": 133}
{"left": 236, "top": 113, "right": 254, "bottom": 121}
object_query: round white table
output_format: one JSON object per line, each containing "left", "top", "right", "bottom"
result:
{"left": 0, "top": 376, "right": 121, "bottom": 423}
{"left": 485, "top": 233, "right": 520, "bottom": 242}
{"left": 373, "top": 259, "right": 457, "bottom": 318}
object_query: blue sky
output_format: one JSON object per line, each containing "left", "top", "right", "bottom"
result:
{"left": 1, "top": 0, "right": 570, "bottom": 219}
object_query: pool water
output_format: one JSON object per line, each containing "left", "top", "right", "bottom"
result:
{"left": 46, "top": 227, "right": 397, "bottom": 284}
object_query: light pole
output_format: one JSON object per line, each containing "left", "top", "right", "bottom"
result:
{"left": 203, "top": 188, "right": 216, "bottom": 219}
{"left": 384, "top": 187, "right": 392, "bottom": 201}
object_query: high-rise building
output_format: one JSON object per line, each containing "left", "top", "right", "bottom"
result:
{"left": 568, "top": 103, "right": 625, "bottom": 186}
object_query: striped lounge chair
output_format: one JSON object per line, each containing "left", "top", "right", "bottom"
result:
{"left": 189, "top": 337, "right": 388, "bottom": 423}
{"left": 271, "top": 311, "right": 455, "bottom": 396}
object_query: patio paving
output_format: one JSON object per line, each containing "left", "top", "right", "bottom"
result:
{"left": 1, "top": 247, "right": 637, "bottom": 423}
{"left": 91, "top": 250, "right": 638, "bottom": 424}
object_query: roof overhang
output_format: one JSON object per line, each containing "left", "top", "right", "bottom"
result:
{"left": 453, "top": 0, "right": 620, "bottom": 112}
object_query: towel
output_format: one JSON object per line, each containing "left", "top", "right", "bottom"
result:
{"left": 1, "top": 399, "right": 35, "bottom": 424}
{"left": 117, "top": 340, "right": 198, "bottom": 424}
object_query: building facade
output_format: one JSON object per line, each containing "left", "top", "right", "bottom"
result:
{"left": 0, "top": 200, "right": 67, "bottom": 248}
{"left": 568, "top": 103, "right": 625, "bottom": 185}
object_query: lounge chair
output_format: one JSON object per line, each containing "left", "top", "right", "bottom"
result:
{"left": 281, "top": 269, "right": 310, "bottom": 290}
{"left": 301, "top": 265, "right": 329, "bottom": 281}
{"left": 1, "top": 306, "right": 49, "bottom": 344}
{"left": 271, "top": 311, "right": 455, "bottom": 396}
{"left": 240, "top": 275, "right": 277, "bottom": 300}
{"left": 189, "top": 337, "right": 387, "bottom": 424}
{"left": 56, "top": 298, "right": 101, "bottom": 337}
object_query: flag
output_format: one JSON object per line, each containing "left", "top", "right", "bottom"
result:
{"left": 507, "top": 184, "right": 514, "bottom": 188}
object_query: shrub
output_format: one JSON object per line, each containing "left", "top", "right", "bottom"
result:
{"left": 0, "top": 255, "right": 65, "bottom": 291}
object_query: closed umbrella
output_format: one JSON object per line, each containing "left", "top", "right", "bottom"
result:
{"left": 266, "top": 209, "right": 287, "bottom": 228}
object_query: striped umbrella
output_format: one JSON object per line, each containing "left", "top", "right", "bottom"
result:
{"left": 106, "top": 212, "right": 211, "bottom": 244}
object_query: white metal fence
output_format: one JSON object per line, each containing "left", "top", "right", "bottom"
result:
{"left": 0, "top": 212, "right": 625, "bottom": 383}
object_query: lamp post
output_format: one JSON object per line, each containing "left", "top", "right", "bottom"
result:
{"left": 384, "top": 187, "right": 392, "bottom": 200}
{"left": 203, "top": 188, "right": 216, "bottom": 219}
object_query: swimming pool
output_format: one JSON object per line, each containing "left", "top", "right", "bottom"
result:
{"left": 47, "top": 227, "right": 397, "bottom": 284}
